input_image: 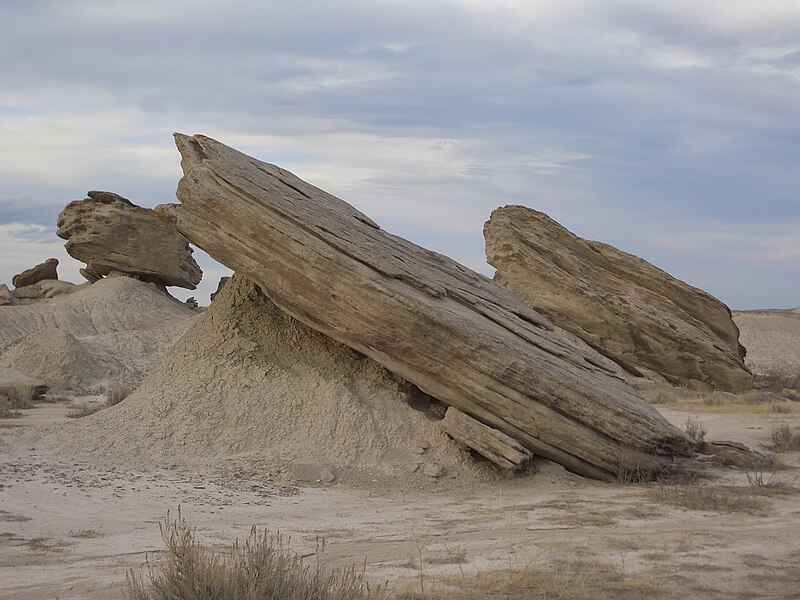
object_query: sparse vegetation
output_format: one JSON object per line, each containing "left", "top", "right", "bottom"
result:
{"left": 654, "top": 482, "right": 766, "bottom": 515}
{"left": 106, "top": 382, "right": 132, "bottom": 406}
{"left": 683, "top": 416, "right": 706, "bottom": 445}
{"left": 126, "top": 511, "right": 378, "bottom": 600}
{"left": 643, "top": 382, "right": 796, "bottom": 414}
{"left": 0, "top": 396, "right": 21, "bottom": 418}
{"left": 396, "top": 557, "right": 660, "bottom": 600}
{"left": 8, "top": 385, "right": 36, "bottom": 409}
{"left": 771, "top": 424, "right": 800, "bottom": 453}
{"left": 68, "top": 381, "right": 133, "bottom": 418}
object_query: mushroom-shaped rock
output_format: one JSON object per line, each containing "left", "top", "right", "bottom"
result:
{"left": 57, "top": 191, "right": 202, "bottom": 289}
{"left": 484, "top": 205, "right": 752, "bottom": 392}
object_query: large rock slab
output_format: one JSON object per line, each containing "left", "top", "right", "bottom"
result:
{"left": 56, "top": 191, "right": 202, "bottom": 289}
{"left": 484, "top": 205, "right": 752, "bottom": 392}
{"left": 12, "top": 258, "right": 59, "bottom": 288}
{"left": 156, "top": 133, "right": 692, "bottom": 479}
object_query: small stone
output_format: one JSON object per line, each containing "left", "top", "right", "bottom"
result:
{"left": 422, "top": 463, "right": 444, "bottom": 478}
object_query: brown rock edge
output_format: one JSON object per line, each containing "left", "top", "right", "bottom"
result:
{"left": 157, "top": 133, "right": 692, "bottom": 479}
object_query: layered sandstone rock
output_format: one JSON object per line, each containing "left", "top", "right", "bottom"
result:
{"left": 154, "top": 133, "right": 692, "bottom": 479}
{"left": 484, "top": 205, "right": 752, "bottom": 392}
{"left": 56, "top": 191, "right": 202, "bottom": 289}
{"left": 12, "top": 258, "right": 58, "bottom": 288}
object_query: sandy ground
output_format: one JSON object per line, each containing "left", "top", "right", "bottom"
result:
{"left": 1, "top": 403, "right": 799, "bottom": 600}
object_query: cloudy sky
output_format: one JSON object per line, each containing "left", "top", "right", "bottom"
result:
{"left": 1, "top": 0, "right": 798, "bottom": 308}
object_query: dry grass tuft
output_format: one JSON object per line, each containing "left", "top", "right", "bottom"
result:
{"left": 683, "top": 416, "right": 706, "bottom": 445}
{"left": 771, "top": 424, "right": 800, "bottom": 453}
{"left": 397, "top": 557, "right": 660, "bottom": 600}
{"left": 106, "top": 382, "right": 132, "bottom": 406}
{"left": 68, "top": 382, "right": 134, "bottom": 418}
{"left": 126, "top": 510, "right": 379, "bottom": 600}
{"left": 654, "top": 482, "right": 766, "bottom": 515}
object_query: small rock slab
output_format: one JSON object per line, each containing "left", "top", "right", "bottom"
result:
{"left": 12, "top": 258, "right": 58, "bottom": 288}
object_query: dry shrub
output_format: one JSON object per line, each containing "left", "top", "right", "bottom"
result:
{"left": 0, "top": 396, "right": 20, "bottom": 418}
{"left": 126, "top": 511, "right": 378, "bottom": 600}
{"left": 683, "top": 416, "right": 706, "bottom": 444}
{"left": 771, "top": 424, "right": 800, "bottom": 453}
{"left": 8, "top": 385, "right": 36, "bottom": 409}
{"left": 654, "top": 482, "right": 766, "bottom": 515}
{"left": 397, "top": 557, "right": 658, "bottom": 600}
{"left": 106, "top": 382, "right": 132, "bottom": 406}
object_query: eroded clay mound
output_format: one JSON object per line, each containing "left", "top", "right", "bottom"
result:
{"left": 0, "top": 276, "right": 193, "bottom": 349}
{"left": 733, "top": 311, "right": 800, "bottom": 376}
{"left": 40, "top": 276, "right": 491, "bottom": 486}
{"left": 485, "top": 205, "right": 752, "bottom": 392}
{"left": 0, "top": 329, "right": 106, "bottom": 389}
{"left": 0, "top": 277, "right": 197, "bottom": 389}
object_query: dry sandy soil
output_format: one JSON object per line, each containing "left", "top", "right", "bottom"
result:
{"left": 1, "top": 400, "right": 799, "bottom": 600}
{"left": 1, "top": 291, "right": 798, "bottom": 599}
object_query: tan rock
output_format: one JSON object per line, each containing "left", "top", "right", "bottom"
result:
{"left": 56, "top": 191, "right": 202, "bottom": 289}
{"left": 160, "top": 133, "right": 692, "bottom": 479}
{"left": 0, "top": 284, "right": 15, "bottom": 306}
{"left": 12, "top": 258, "right": 58, "bottom": 288}
{"left": 484, "top": 205, "right": 752, "bottom": 392}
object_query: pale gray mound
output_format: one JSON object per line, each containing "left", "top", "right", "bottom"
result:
{"left": 733, "top": 311, "right": 800, "bottom": 376}
{"left": 0, "top": 329, "right": 106, "bottom": 389}
{"left": 40, "top": 276, "right": 493, "bottom": 485}
{"left": 0, "top": 276, "right": 197, "bottom": 389}
{"left": 0, "top": 276, "right": 193, "bottom": 348}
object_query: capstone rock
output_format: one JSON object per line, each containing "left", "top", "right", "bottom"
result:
{"left": 12, "top": 258, "right": 58, "bottom": 288}
{"left": 484, "top": 205, "right": 753, "bottom": 392}
{"left": 56, "top": 191, "right": 202, "bottom": 289}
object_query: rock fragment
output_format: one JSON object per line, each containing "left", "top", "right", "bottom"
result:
{"left": 12, "top": 258, "right": 59, "bottom": 289}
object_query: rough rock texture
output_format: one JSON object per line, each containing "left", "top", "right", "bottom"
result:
{"left": 485, "top": 205, "right": 752, "bottom": 393}
{"left": 40, "top": 275, "right": 493, "bottom": 486}
{"left": 12, "top": 258, "right": 58, "bottom": 288}
{"left": 156, "top": 133, "right": 691, "bottom": 479}
{"left": 56, "top": 191, "right": 202, "bottom": 289}
{"left": 0, "top": 285, "right": 15, "bottom": 307}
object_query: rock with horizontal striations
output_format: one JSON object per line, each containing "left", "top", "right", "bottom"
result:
{"left": 56, "top": 191, "right": 202, "bottom": 289}
{"left": 484, "top": 205, "right": 753, "bottom": 393}
{"left": 12, "top": 258, "right": 58, "bottom": 288}
{"left": 156, "top": 133, "right": 693, "bottom": 480}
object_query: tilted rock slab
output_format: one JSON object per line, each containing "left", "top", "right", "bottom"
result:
{"left": 57, "top": 191, "right": 202, "bottom": 289}
{"left": 158, "top": 133, "right": 692, "bottom": 479}
{"left": 485, "top": 205, "right": 752, "bottom": 392}
{"left": 12, "top": 258, "right": 59, "bottom": 288}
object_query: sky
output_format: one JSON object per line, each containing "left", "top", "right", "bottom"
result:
{"left": 0, "top": 0, "right": 798, "bottom": 309}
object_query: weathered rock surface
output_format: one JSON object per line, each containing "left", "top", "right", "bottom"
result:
{"left": 12, "top": 258, "right": 58, "bottom": 288}
{"left": 158, "top": 133, "right": 692, "bottom": 479}
{"left": 56, "top": 191, "right": 202, "bottom": 289}
{"left": 210, "top": 276, "right": 230, "bottom": 302}
{"left": 485, "top": 206, "right": 752, "bottom": 393}
{"left": 0, "top": 285, "right": 15, "bottom": 307}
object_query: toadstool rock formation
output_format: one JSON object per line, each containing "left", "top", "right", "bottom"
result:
{"left": 484, "top": 205, "right": 752, "bottom": 392}
{"left": 56, "top": 191, "right": 202, "bottom": 290}
{"left": 154, "top": 133, "right": 692, "bottom": 479}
